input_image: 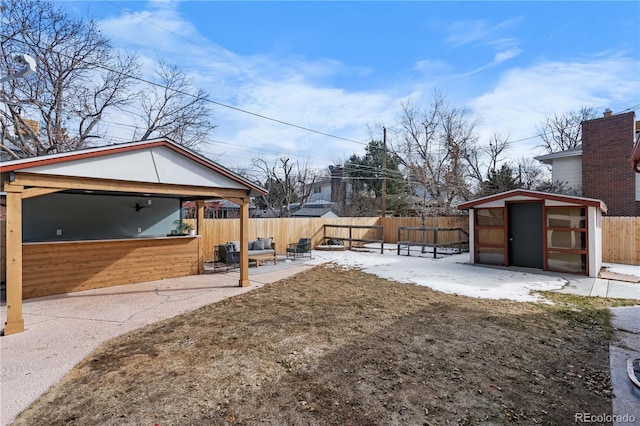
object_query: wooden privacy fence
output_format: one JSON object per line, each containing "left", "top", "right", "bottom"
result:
{"left": 0, "top": 215, "right": 637, "bottom": 285}
{"left": 187, "top": 217, "right": 381, "bottom": 261}
{"left": 186, "top": 215, "right": 640, "bottom": 266}
{"left": 601, "top": 216, "right": 640, "bottom": 265}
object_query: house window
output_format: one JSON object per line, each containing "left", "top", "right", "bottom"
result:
{"left": 474, "top": 208, "right": 505, "bottom": 265}
{"left": 545, "top": 207, "right": 587, "bottom": 274}
{"left": 314, "top": 187, "right": 322, "bottom": 194}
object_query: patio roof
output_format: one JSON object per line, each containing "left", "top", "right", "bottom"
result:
{"left": 0, "top": 138, "right": 266, "bottom": 197}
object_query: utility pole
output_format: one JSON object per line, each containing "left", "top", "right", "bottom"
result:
{"left": 381, "top": 126, "right": 387, "bottom": 217}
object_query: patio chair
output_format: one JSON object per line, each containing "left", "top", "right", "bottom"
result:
{"left": 217, "top": 243, "right": 240, "bottom": 268}
{"left": 286, "top": 238, "right": 312, "bottom": 260}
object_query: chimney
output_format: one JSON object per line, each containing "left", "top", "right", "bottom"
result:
{"left": 603, "top": 108, "right": 613, "bottom": 118}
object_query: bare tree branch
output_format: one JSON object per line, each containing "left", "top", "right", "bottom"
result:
{"left": 132, "top": 59, "right": 216, "bottom": 150}
{"left": 536, "top": 106, "right": 597, "bottom": 153}
{"left": 1, "top": 0, "right": 139, "bottom": 156}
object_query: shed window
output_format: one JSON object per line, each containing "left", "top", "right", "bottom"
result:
{"left": 474, "top": 208, "right": 506, "bottom": 266}
{"left": 477, "top": 247, "right": 504, "bottom": 265}
{"left": 476, "top": 208, "right": 504, "bottom": 226}
{"left": 547, "top": 252, "right": 587, "bottom": 274}
{"left": 545, "top": 207, "right": 587, "bottom": 274}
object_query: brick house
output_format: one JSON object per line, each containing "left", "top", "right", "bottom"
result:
{"left": 535, "top": 110, "right": 640, "bottom": 216}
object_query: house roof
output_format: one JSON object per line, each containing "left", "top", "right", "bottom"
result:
{"left": 534, "top": 145, "right": 582, "bottom": 164}
{"left": 457, "top": 189, "right": 607, "bottom": 213}
{"left": 0, "top": 138, "right": 266, "bottom": 196}
{"left": 291, "top": 207, "right": 339, "bottom": 218}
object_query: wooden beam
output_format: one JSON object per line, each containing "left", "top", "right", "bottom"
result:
{"left": 225, "top": 197, "right": 249, "bottom": 206}
{"left": 10, "top": 173, "right": 249, "bottom": 200}
{"left": 4, "top": 187, "right": 24, "bottom": 335}
{"left": 238, "top": 202, "right": 250, "bottom": 287}
{"left": 21, "top": 187, "right": 64, "bottom": 199}
{"left": 196, "top": 200, "right": 205, "bottom": 274}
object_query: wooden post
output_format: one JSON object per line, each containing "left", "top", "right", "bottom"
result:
{"left": 4, "top": 186, "right": 25, "bottom": 335}
{"left": 238, "top": 201, "right": 250, "bottom": 287}
{"left": 196, "top": 200, "right": 205, "bottom": 274}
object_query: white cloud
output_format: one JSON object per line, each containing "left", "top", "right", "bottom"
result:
{"left": 445, "top": 18, "right": 521, "bottom": 48}
{"left": 93, "top": 5, "right": 638, "bottom": 174}
{"left": 469, "top": 54, "right": 640, "bottom": 156}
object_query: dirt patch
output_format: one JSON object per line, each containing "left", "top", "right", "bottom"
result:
{"left": 13, "top": 264, "right": 636, "bottom": 425}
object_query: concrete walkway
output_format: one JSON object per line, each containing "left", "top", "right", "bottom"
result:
{"left": 609, "top": 306, "right": 640, "bottom": 425}
{"left": 1, "top": 256, "right": 638, "bottom": 425}
{"left": 0, "top": 261, "right": 312, "bottom": 426}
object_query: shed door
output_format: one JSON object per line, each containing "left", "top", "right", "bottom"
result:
{"left": 508, "top": 202, "right": 543, "bottom": 269}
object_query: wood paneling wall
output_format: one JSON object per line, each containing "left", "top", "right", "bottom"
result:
{"left": 22, "top": 237, "right": 200, "bottom": 299}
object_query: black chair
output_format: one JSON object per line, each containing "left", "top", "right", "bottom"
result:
{"left": 286, "top": 238, "right": 312, "bottom": 260}
{"left": 218, "top": 243, "right": 240, "bottom": 268}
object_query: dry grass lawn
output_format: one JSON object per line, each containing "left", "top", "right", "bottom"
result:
{"left": 13, "top": 264, "right": 638, "bottom": 425}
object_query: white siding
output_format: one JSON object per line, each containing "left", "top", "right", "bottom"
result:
{"left": 636, "top": 173, "right": 640, "bottom": 201}
{"left": 551, "top": 157, "right": 582, "bottom": 188}
{"left": 21, "top": 146, "right": 245, "bottom": 189}
{"left": 588, "top": 206, "right": 602, "bottom": 277}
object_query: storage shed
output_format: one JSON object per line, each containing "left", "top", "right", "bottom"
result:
{"left": 457, "top": 189, "right": 607, "bottom": 277}
{"left": 1, "top": 139, "right": 266, "bottom": 335}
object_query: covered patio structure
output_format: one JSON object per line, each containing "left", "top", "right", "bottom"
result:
{"left": 0, "top": 138, "right": 266, "bottom": 335}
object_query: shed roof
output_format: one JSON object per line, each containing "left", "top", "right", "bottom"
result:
{"left": 457, "top": 189, "right": 607, "bottom": 213}
{"left": 0, "top": 138, "right": 266, "bottom": 196}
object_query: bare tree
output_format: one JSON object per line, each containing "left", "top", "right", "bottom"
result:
{"left": 515, "top": 156, "right": 545, "bottom": 190}
{"left": 1, "top": 0, "right": 139, "bottom": 158}
{"left": 465, "top": 132, "right": 512, "bottom": 192}
{"left": 395, "top": 91, "right": 478, "bottom": 215}
{"left": 251, "top": 157, "right": 319, "bottom": 217}
{"left": 536, "top": 106, "right": 597, "bottom": 153}
{"left": 132, "top": 59, "right": 216, "bottom": 150}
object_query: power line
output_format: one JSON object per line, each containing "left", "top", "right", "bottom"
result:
{"left": 2, "top": 35, "right": 369, "bottom": 147}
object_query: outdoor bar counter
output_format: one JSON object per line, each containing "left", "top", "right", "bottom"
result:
{"left": 22, "top": 235, "right": 202, "bottom": 299}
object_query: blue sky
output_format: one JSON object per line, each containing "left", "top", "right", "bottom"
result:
{"left": 63, "top": 1, "right": 640, "bottom": 173}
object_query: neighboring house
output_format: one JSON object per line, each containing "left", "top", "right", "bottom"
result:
{"left": 535, "top": 110, "right": 640, "bottom": 216}
{"left": 307, "top": 177, "right": 333, "bottom": 204}
{"left": 307, "top": 165, "right": 351, "bottom": 207}
{"left": 534, "top": 145, "right": 582, "bottom": 191}
{"left": 183, "top": 199, "right": 249, "bottom": 219}
{"left": 291, "top": 206, "right": 340, "bottom": 218}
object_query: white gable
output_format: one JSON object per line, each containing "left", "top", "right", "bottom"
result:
{"left": 20, "top": 145, "right": 246, "bottom": 189}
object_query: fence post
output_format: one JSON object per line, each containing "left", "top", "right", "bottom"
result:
{"left": 433, "top": 228, "right": 438, "bottom": 258}
{"left": 380, "top": 226, "right": 384, "bottom": 254}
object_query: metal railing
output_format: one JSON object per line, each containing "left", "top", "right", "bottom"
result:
{"left": 397, "top": 226, "right": 469, "bottom": 258}
{"left": 323, "top": 224, "right": 385, "bottom": 254}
